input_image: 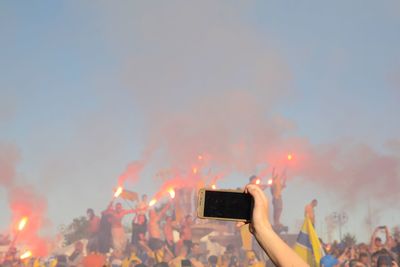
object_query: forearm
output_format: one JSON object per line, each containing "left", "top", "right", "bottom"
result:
{"left": 254, "top": 224, "right": 308, "bottom": 267}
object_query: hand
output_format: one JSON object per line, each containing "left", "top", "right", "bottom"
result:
{"left": 392, "top": 261, "right": 399, "bottom": 267}
{"left": 244, "top": 184, "right": 273, "bottom": 235}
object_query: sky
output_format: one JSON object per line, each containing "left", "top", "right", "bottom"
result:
{"left": 1, "top": 0, "right": 400, "bottom": 251}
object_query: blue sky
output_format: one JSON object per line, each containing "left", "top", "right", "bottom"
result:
{"left": 1, "top": 1, "right": 399, "bottom": 243}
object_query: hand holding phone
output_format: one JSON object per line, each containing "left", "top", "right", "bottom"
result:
{"left": 197, "top": 188, "right": 254, "bottom": 222}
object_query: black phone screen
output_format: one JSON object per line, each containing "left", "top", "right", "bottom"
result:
{"left": 203, "top": 190, "right": 253, "bottom": 221}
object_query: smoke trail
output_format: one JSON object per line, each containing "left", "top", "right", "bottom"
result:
{"left": 0, "top": 143, "right": 50, "bottom": 256}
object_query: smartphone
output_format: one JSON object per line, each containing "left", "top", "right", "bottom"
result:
{"left": 197, "top": 188, "right": 254, "bottom": 222}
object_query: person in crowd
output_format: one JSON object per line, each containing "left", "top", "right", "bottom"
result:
{"left": 270, "top": 167, "right": 286, "bottom": 228}
{"left": 132, "top": 213, "right": 148, "bottom": 246}
{"left": 110, "top": 202, "right": 137, "bottom": 253}
{"left": 244, "top": 250, "right": 263, "bottom": 267}
{"left": 207, "top": 255, "right": 218, "bottom": 267}
{"left": 242, "top": 183, "right": 308, "bottom": 267}
{"left": 180, "top": 215, "right": 194, "bottom": 255}
{"left": 376, "top": 254, "right": 398, "bottom": 267}
{"left": 370, "top": 226, "right": 394, "bottom": 254}
{"left": 148, "top": 203, "right": 170, "bottom": 250}
{"left": 122, "top": 244, "right": 142, "bottom": 267}
{"left": 220, "top": 244, "right": 238, "bottom": 267}
{"left": 163, "top": 215, "right": 178, "bottom": 255}
{"left": 188, "top": 242, "right": 205, "bottom": 267}
{"left": 304, "top": 199, "right": 318, "bottom": 226}
{"left": 98, "top": 203, "right": 114, "bottom": 253}
{"left": 86, "top": 208, "right": 100, "bottom": 252}
{"left": 358, "top": 252, "right": 371, "bottom": 267}
{"left": 169, "top": 245, "right": 189, "bottom": 267}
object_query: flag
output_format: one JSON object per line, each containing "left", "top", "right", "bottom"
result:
{"left": 120, "top": 190, "right": 139, "bottom": 202}
{"left": 294, "top": 217, "right": 324, "bottom": 267}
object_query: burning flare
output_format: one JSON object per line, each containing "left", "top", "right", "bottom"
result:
{"left": 149, "top": 199, "right": 157, "bottom": 207}
{"left": 192, "top": 167, "right": 198, "bottom": 174}
{"left": 168, "top": 188, "right": 175, "bottom": 199}
{"left": 267, "top": 178, "right": 273, "bottom": 186}
{"left": 211, "top": 184, "right": 217, "bottom": 190}
{"left": 18, "top": 217, "right": 28, "bottom": 231}
{"left": 255, "top": 178, "right": 261, "bottom": 185}
{"left": 197, "top": 155, "right": 203, "bottom": 160}
{"left": 114, "top": 186, "right": 123, "bottom": 198}
{"left": 20, "top": 250, "right": 32, "bottom": 260}
{"left": 287, "top": 154, "right": 293, "bottom": 161}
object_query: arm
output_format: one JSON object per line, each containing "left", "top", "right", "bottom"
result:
{"left": 159, "top": 203, "right": 170, "bottom": 218}
{"left": 384, "top": 226, "right": 394, "bottom": 248}
{"left": 245, "top": 184, "right": 308, "bottom": 267}
{"left": 370, "top": 228, "right": 379, "bottom": 251}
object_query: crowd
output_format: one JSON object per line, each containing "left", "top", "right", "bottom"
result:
{"left": 1, "top": 183, "right": 399, "bottom": 267}
{"left": 319, "top": 225, "right": 400, "bottom": 267}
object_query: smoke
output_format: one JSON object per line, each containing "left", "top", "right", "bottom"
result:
{"left": 0, "top": 143, "right": 50, "bottom": 256}
{"left": 89, "top": 2, "right": 400, "bottom": 209}
{"left": 118, "top": 160, "right": 145, "bottom": 186}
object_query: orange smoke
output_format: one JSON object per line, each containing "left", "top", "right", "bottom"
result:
{"left": 18, "top": 216, "right": 28, "bottom": 231}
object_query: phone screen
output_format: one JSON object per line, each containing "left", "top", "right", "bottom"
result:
{"left": 203, "top": 190, "right": 253, "bottom": 221}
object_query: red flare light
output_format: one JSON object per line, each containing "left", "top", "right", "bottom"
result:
{"left": 211, "top": 184, "right": 216, "bottom": 190}
{"left": 20, "top": 250, "right": 32, "bottom": 260}
{"left": 255, "top": 179, "right": 261, "bottom": 185}
{"left": 114, "top": 186, "right": 123, "bottom": 198}
{"left": 149, "top": 199, "right": 157, "bottom": 207}
{"left": 168, "top": 188, "right": 175, "bottom": 199}
{"left": 267, "top": 179, "right": 273, "bottom": 186}
{"left": 18, "top": 217, "right": 28, "bottom": 231}
{"left": 287, "top": 154, "right": 293, "bottom": 161}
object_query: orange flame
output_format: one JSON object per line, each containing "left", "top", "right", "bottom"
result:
{"left": 287, "top": 154, "right": 293, "bottom": 161}
{"left": 20, "top": 250, "right": 32, "bottom": 260}
{"left": 168, "top": 189, "right": 175, "bottom": 199}
{"left": 267, "top": 178, "right": 273, "bottom": 186}
{"left": 114, "top": 186, "right": 123, "bottom": 198}
{"left": 18, "top": 217, "right": 28, "bottom": 231}
{"left": 211, "top": 184, "right": 217, "bottom": 190}
{"left": 149, "top": 199, "right": 157, "bottom": 207}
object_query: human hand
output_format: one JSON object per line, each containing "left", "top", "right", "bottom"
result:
{"left": 243, "top": 184, "right": 272, "bottom": 235}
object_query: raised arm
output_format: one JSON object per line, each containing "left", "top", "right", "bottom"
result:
{"left": 384, "top": 226, "right": 394, "bottom": 248}
{"left": 370, "top": 227, "right": 379, "bottom": 251}
{"left": 245, "top": 184, "right": 308, "bottom": 267}
{"left": 159, "top": 202, "right": 170, "bottom": 218}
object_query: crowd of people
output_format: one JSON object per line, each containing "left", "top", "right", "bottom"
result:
{"left": 1, "top": 181, "right": 399, "bottom": 267}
